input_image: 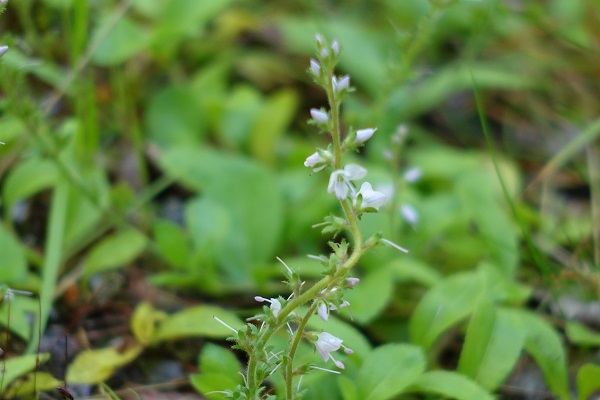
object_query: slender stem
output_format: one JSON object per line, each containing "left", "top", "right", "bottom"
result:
{"left": 285, "top": 302, "right": 320, "bottom": 399}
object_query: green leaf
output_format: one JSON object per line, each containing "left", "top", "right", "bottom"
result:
{"left": 408, "top": 370, "right": 495, "bottom": 400}
{"left": 190, "top": 343, "right": 243, "bottom": 399}
{"left": 577, "top": 363, "right": 600, "bottom": 400}
{"left": 458, "top": 298, "right": 524, "bottom": 390}
{"left": 84, "top": 229, "right": 147, "bottom": 276}
{"left": 502, "top": 309, "right": 570, "bottom": 400}
{"left": 0, "top": 353, "right": 49, "bottom": 393}
{"left": 0, "top": 224, "right": 27, "bottom": 285}
{"left": 153, "top": 0, "right": 235, "bottom": 39}
{"left": 153, "top": 220, "right": 190, "bottom": 270}
{"left": 249, "top": 89, "right": 298, "bottom": 166}
{"left": 410, "top": 271, "right": 485, "bottom": 349}
{"left": 91, "top": 15, "right": 150, "bottom": 65}
{"left": 145, "top": 85, "right": 207, "bottom": 148}
{"left": 388, "top": 258, "right": 442, "bottom": 287}
{"left": 2, "top": 157, "right": 58, "bottom": 214}
{"left": 160, "top": 147, "right": 284, "bottom": 280}
{"left": 66, "top": 346, "right": 143, "bottom": 384}
{"left": 155, "top": 305, "right": 244, "bottom": 341}
{"left": 358, "top": 344, "right": 425, "bottom": 400}
{"left": 131, "top": 302, "right": 167, "bottom": 346}
{"left": 343, "top": 266, "right": 394, "bottom": 324}
{"left": 566, "top": 321, "right": 600, "bottom": 347}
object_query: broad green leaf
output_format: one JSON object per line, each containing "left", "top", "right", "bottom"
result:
{"left": 343, "top": 266, "right": 394, "bottom": 324}
{"left": 410, "top": 271, "right": 485, "bottom": 349}
{"left": 91, "top": 16, "right": 150, "bottom": 65}
{"left": 153, "top": 0, "right": 236, "bottom": 39}
{"left": 2, "top": 157, "right": 58, "bottom": 214}
{"left": 388, "top": 258, "right": 442, "bottom": 287}
{"left": 153, "top": 220, "right": 190, "bottom": 270}
{"left": 408, "top": 370, "right": 494, "bottom": 400}
{"left": 502, "top": 309, "right": 570, "bottom": 400}
{"left": 5, "top": 372, "right": 62, "bottom": 398}
{"left": 249, "top": 89, "right": 298, "bottom": 166}
{"left": 566, "top": 321, "right": 600, "bottom": 347}
{"left": 577, "top": 363, "right": 600, "bottom": 400}
{"left": 220, "top": 85, "right": 263, "bottom": 149}
{"left": 84, "top": 229, "right": 147, "bottom": 276}
{"left": 145, "top": 85, "right": 207, "bottom": 148}
{"left": 155, "top": 305, "right": 243, "bottom": 341}
{"left": 0, "top": 353, "right": 50, "bottom": 393}
{"left": 131, "top": 302, "right": 167, "bottom": 346}
{"left": 160, "top": 147, "right": 284, "bottom": 279}
{"left": 198, "top": 343, "right": 242, "bottom": 376}
{"left": 0, "top": 224, "right": 27, "bottom": 285}
{"left": 339, "top": 375, "right": 359, "bottom": 400}
{"left": 190, "top": 343, "right": 243, "bottom": 399}
{"left": 458, "top": 298, "right": 524, "bottom": 390}
{"left": 66, "top": 346, "right": 143, "bottom": 384}
{"left": 358, "top": 344, "right": 425, "bottom": 400}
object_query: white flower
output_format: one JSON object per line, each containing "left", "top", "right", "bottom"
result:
{"left": 0, "top": 46, "right": 8, "bottom": 58}
{"left": 356, "top": 128, "right": 376, "bottom": 143}
{"left": 404, "top": 167, "right": 422, "bottom": 183}
{"left": 255, "top": 296, "right": 282, "bottom": 317}
{"left": 314, "top": 332, "right": 352, "bottom": 369}
{"left": 310, "top": 108, "right": 329, "bottom": 124}
{"left": 354, "top": 182, "right": 386, "bottom": 211}
{"left": 327, "top": 164, "right": 367, "bottom": 199}
{"left": 310, "top": 58, "right": 321, "bottom": 77}
{"left": 304, "top": 150, "right": 330, "bottom": 172}
{"left": 332, "top": 75, "right": 350, "bottom": 93}
{"left": 401, "top": 204, "right": 419, "bottom": 226}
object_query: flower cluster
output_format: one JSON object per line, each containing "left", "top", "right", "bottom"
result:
{"left": 215, "top": 34, "right": 410, "bottom": 400}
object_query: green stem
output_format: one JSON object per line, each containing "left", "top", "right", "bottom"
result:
{"left": 285, "top": 302, "right": 320, "bottom": 399}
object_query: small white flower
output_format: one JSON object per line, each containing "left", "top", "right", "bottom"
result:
{"left": 401, "top": 204, "right": 419, "bottom": 226}
{"left": 314, "top": 332, "right": 352, "bottom": 369}
{"left": 332, "top": 75, "right": 350, "bottom": 93}
{"left": 255, "top": 296, "right": 282, "bottom": 317}
{"left": 320, "top": 47, "right": 329, "bottom": 59}
{"left": 404, "top": 167, "right": 422, "bottom": 183}
{"left": 304, "top": 150, "right": 331, "bottom": 172}
{"left": 310, "top": 58, "right": 321, "bottom": 77}
{"left": 310, "top": 108, "right": 329, "bottom": 124}
{"left": 0, "top": 46, "right": 8, "bottom": 58}
{"left": 327, "top": 164, "right": 367, "bottom": 199}
{"left": 354, "top": 182, "right": 386, "bottom": 211}
{"left": 356, "top": 128, "right": 376, "bottom": 143}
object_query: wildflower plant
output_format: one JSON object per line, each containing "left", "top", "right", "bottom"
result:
{"left": 215, "top": 35, "right": 408, "bottom": 400}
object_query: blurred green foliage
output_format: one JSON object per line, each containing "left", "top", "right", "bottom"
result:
{"left": 1, "top": 0, "right": 600, "bottom": 398}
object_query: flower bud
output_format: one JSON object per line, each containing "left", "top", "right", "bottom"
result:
{"left": 310, "top": 58, "right": 321, "bottom": 77}
{"left": 310, "top": 108, "right": 329, "bottom": 124}
{"left": 0, "top": 46, "right": 8, "bottom": 59}
{"left": 356, "top": 128, "right": 376, "bottom": 143}
{"left": 333, "top": 75, "right": 350, "bottom": 94}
